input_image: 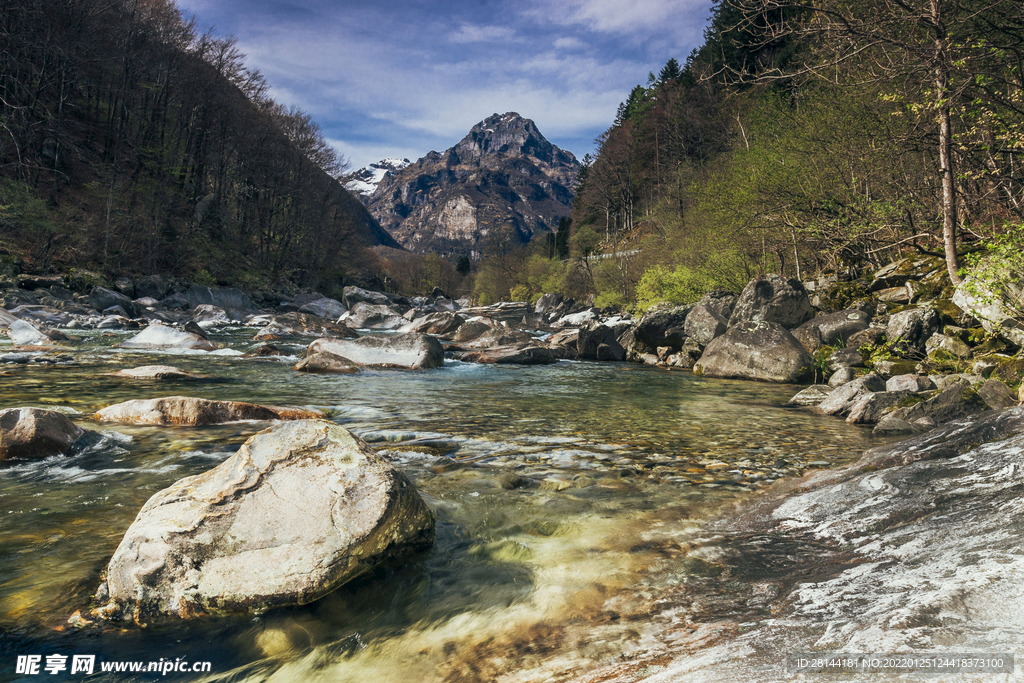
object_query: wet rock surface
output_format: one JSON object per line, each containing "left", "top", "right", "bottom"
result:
{"left": 95, "top": 396, "right": 324, "bottom": 426}
{"left": 93, "top": 420, "right": 434, "bottom": 621}
{"left": 571, "top": 407, "right": 1024, "bottom": 682}
{"left": 0, "top": 407, "right": 87, "bottom": 462}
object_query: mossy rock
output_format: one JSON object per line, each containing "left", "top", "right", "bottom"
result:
{"left": 930, "top": 298, "right": 964, "bottom": 326}
{"left": 818, "top": 280, "right": 871, "bottom": 313}
{"left": 975, "top": 336, "right": 1009, "bottom": 355}
{"left": 872, "top": 359, "right": 919, "bottom": 376}
{"left": 992, "top": 359, "right": 1024, "bottom": 387}
{"left": 898, "top": 394, "right": 926, "bottom": 408}
{"left": 65, "top": 268, "right": 108, "bottom": 292}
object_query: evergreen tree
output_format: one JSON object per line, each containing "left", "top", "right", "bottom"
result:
{"left": 659, "top": 58, "right": 681, "bottom": 83}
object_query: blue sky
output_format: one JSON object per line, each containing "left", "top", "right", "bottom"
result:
{"left": 177, "top": 0, "right": 716, "bottom": 170}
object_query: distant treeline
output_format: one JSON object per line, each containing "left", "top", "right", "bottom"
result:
{"left": 1, "top": 0, "right": 391, "bottom": 290}
{"left": 476, "top": 0, "right": 1024, "bottom": 309}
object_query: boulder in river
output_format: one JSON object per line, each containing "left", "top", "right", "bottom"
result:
{"left": 297, "top": 297, "right": 347, "bottom": 320}
{"left": 184, "top": 286, "right": 254, "bottom": 319}
{"left": 694, "top": 321, "right": 814, "bottom": 383}
{"left": 630, "top": 305, "right": 691, "bottom": 355}
{"left": 6, "top": 319, "right": 68, "bottom": 347}
{"left": 0, "top": 407, "right": 86, "bottom": 462}
{"left": 454, "top": 343, "right": 560, "bottom": 365}
{"left": 253, "top": 312, "right": 357, "bottom": 341}
{"left": 118, "top": 322, "right": 218, "bottom": 352}
{"left": 112, "top": 365, "right": 209, "bottom": 381}
{"left": 340, "top": 302, "right": 407, "bottom": 330}
{"left": 95, "top": 396, "right": 323, "bottom": 426}
{"left": 294, "top": 351, "right": 362, "bottom": 374}
{"left": 306, "top": 333, "right": 444, "bottom": 369}
{"left": 728, "top": 274, "right": 814, "bottom": 329}
{"left": 92, "top": 420, "right": 434, "bottom": 621}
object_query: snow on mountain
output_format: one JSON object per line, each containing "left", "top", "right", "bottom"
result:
{"left": 345, "top": 157, "right": 411, "bottom": 197}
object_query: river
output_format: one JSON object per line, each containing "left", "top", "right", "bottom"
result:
{"left": 0, "top": 327, "right": 897, "bottom": 681}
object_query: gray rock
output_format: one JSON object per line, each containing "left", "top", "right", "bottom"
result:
{"left": 95, "top": 396, "right": 324, "bottom": 426}
{"left": 89, "top": 287, "right": 138, "bottom": 317}
{"left": 578, "top": 321, "right": 626, "bottom": 361}
{"left": 728, "top": 274, "right": 814, "bottom": 329}
{"left": 886, "top": 306, "right": 940, "bottom": 355}
{"left": 135, "top": 275, "right": 173, "bottom": 300}
{"left": 925, "top": 332, "right": 973, "bottom": 361}
{"left": 696, "top": 290, "right": 737, "bottom": 320}
{"left": 6, "top": 319, "right": 61, "bottom": 346}
{"left": 398, "top": 311, "right": 463, "bottom": 336}
{"left": 294, "top": 352, "right": 362, "bottom": 374}
{"left": 828, "top": 367, "right": 856, "bottom": 388}
{"left": 791, "top": 308, "right": 871, "bottom": 352}
{"left": 878, "top": 382, "right": 989, "bottom": 432}
{"left": 118, "top": 323, "right": 217, "bottom": 351}
{"left": 683, "top": 304, "right": 728, "bottom": 346}
{"left": 953, "top": 262, "right": 1024, "bottom": 347}
{"left": 694, "top": 321, "right": 814, "bottom": 383}
{"left": 827, "top": 346, "right": 864, "bottom": 372}
{"left": 253, "top": 313, "right": 357, "bottom": 341}
{"left": 191, "top": 304, "right": 230, "bottom": 327}
{"left": 846, "top": 390, "right": 915, "bottom": 424}
{"left": 451, "top": 318, "right": 504, "bottom": 343}
{"left": 978, "top": 379, "right": 1018, "bottom": 410}
{"left": 113, "top": 366, "right": 208, "bottom": 381}
{"left": 631, "top": 305, "right": 692, "bottom": 354}
{"left": 306, "top": 333, "right": 444, "bottom": 369}
{"left": 298, "top": 297, "right": 347, "bottom": 320}
{"left": 93, "top": 420, "right": 434, "bottom": 620}
{"left": 534, "top": 293, "right": 563, "bottom": 314}
{"left": 788, "top": 385, "right": 834, "bottom": 407}
{"left": 814, "top": 374, "right": 886, "bottom": 416}
{"left": 885, "top": 374, "right": 936, "bottom": 392}
{"left": 342, "top": 286, "right": 391, "bottom": 309}
{"left": 456, "top": 343, "right": 559, "bottom": 365}
{"left": 340, "top": 302, "right": 407, "bottom": 330}
{"left": 183, "top": 286, "right": 254, "bottom": 319}
{"left": 0, "top": 407, "right": 86, "bottom": 462}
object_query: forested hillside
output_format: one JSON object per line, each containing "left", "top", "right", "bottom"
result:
{"left": 1, "top": 0, "right": 396, "bottom": 291}
{"left": 474, "top": 0, "right": 1023, "bottom": 309}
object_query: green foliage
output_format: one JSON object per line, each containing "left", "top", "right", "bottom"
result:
{"left": 508, "top": 284, "right": 531, "bottom": 302}
{"left": 958, "top": 223, "right": 1024, "bottom": 318}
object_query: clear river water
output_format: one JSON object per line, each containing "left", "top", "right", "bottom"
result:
{"left": 0, "top": 327, "right": 898, "bottom": 682}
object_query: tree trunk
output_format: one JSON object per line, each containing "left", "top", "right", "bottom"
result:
{"left": 932, "top": 0, "right": 962, "bottom": 284}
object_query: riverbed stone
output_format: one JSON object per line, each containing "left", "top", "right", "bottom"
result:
{"left": 340, "top": 303, "right": 407, "bottom": 330}
{"left": 826, "top": 345, "right": 864, "bottom": 372}
{"left": 398, "top": 311, "right": 463, "bottom": 336}
{"left": 456, "top": 343, "right": 559, "bottom": 365}
{"left": 184, "top": 286, "right": 254, "bottom": 319}
{"left": 306, "top": 333, "right": 444, "bottom": 369}
{"left": 93, "top": 420, "right": 434, "bottom": 621}
{"left": 297, "top": 297, "right": 347, "bottom": 320}
{"left": 89, "top": 287, "right": 138, "bottom": 317}
{"left": 828, "top": 367, "right": 855, "bottom": 388}
{"left": 95, "top": 397, "right": 324, "bottom": 426}
{"left": 873, "top": 381, "right": 989, "bottom": 433}
{"left": 294, "top": 352, "right": 362, "bottom": 374}
{"left": 0, "top": 407, "right": 86, "bottom": 462}
{"left": 728, "top": 274, "right": 814, "bottom": 329}
{"left": 694, "top": 321, "right": 814, "bottom": 383}
{"left": 814, "top": 373, "right": 886, "bottom": 416}
{"left": 787, "top": 385, "right": 833, "bottom": 406}
{"left": 113, "top": 366, "right": 208, "bottom": 381}
{"left": 253, "top": 313, "right": 357, "bottom": 341}
{"left": 118, "top": 322, "right": 218, "bottom": 351}
{"left": 6, "top": 319, "right": 68, "bottom": 346}
{"left": 845, "top": 390, "right": 915, "bottom": 424}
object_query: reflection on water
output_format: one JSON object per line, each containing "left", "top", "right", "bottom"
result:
{"left": 0, "top": 330, "right": 897, "bottom": 681}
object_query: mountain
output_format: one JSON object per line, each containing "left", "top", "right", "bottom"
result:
{"left": 345, "top": 158, "right": 412, "bottom": 198}
{"left": 364, "top": 113, "right": 579, "bottom": 258}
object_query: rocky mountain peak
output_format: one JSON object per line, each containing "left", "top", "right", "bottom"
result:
{"left": 453, "top": 112, "right": 564, "bottom": 165}
{"left": 363, "top": 114, "right": 579, "bottom": 259}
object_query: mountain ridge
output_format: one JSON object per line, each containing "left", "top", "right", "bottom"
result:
{"left": 364, "top": 113, "right": 579, "bottom": 259}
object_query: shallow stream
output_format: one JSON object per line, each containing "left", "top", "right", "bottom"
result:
{"left": 0, "top": 329, "right": 897, "bottom": 681}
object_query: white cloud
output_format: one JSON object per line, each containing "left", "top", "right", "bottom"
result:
{"left": 450, "top": 23, "right": 517, "bottom": 44}
{"left": 528, "top": 0, "right": 710, "bottom": 37}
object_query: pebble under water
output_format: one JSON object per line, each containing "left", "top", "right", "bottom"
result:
{"left": 0, "top": 328, "right": 899, "bottom": 682}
